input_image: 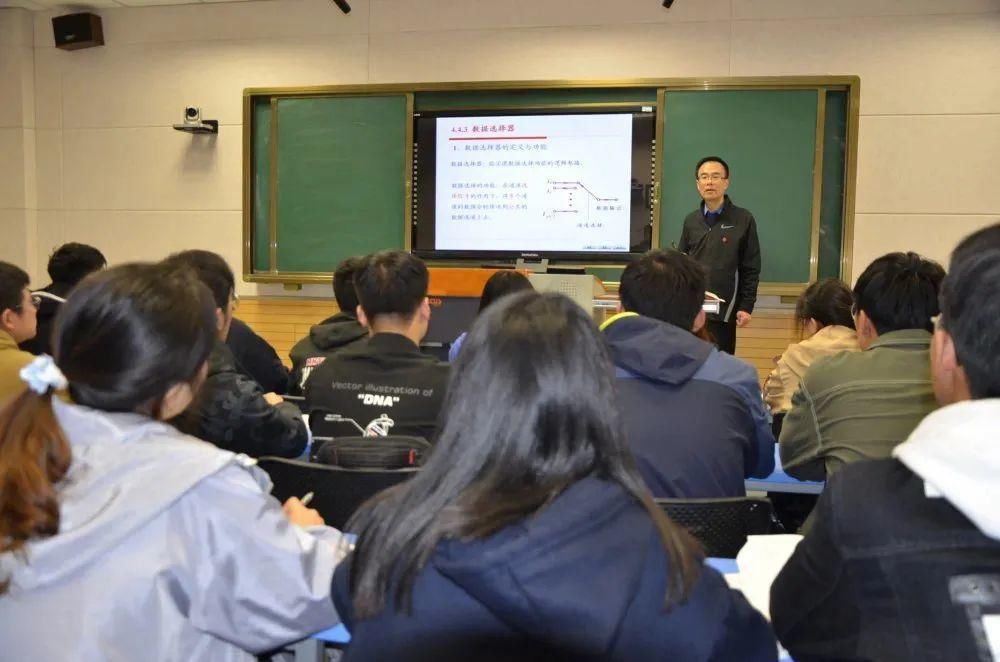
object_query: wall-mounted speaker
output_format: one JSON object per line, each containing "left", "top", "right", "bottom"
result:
{"left": 52, "top": 13, "right": 104, "bottom": 51}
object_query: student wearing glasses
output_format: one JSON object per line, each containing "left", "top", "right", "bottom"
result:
{"left": 163, "top": 250, "right": 309, "bottom": 459}
{"left": 0, "top": 262, "right": 40, "bottom": 405}
{"left": 20, "top": 242, "right": 106, "bottom": 356}
{"left": 677, "top": 156, "right": 761, "bottom": 354}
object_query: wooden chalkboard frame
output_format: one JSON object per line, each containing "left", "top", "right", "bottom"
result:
{"left": 243, "top": 76, "right": 860, "bottom": 294}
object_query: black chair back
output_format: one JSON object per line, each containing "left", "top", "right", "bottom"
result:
{"left": 257, "top": 456, "right": 419, "bottom": 530}
{"left": 655, "top": 497, "right": 776, "bottom": 558}
{"left": 313, "top": 435, "right": 431, "bottom": 469}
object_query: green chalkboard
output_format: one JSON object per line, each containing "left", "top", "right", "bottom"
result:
{"left": 251, "top": 99, "right": 272, "bottom": 272}
{"left": 818, "top": 90, "right": 848, "bottom": 280}
{"left": 660, "top": 90, "right": 819, "bottom": 284}
{"left": 270, "top": 95, "right": 408, "bottom": 273}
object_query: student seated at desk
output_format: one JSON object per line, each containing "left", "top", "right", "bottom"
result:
{"left": 601, "top": 249, "right": 775, "bottom": 498}
{"left": 305, "top": 251, "right": 449, "bottom": 441}
{"left": 448, "top": 269, "right": 533, "bottom": 361}
{"left": 289, "top": 256, "right": 368, "bottom": 394}
{"left": 226, "top": 317, "right": 290, "bottom": 395}
{"left": 333, "top": 291, "right": 776, "bottom": 662}
{"left": 0, "top": 262, "right": 39, "bottom": 406}
{"left": 19, "top": 242, "right": 105, "bottom": 357}
{"left": 779, "top": 252, "right": 944, "bottom": 481}
{"left": 771, "top": 223, "right": 1000, "bottom": 662}
{"left": 763, "top": 277, "right": 859, "bottom": 417}
{"left": 0, "top": 263, "right": 343, "bottom": 661}
{"left": 165, "top": 250, "right": 309, "bottom": 458}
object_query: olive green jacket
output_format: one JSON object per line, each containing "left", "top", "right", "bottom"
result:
{"left": 0, "top": 331, "right": 34, "bottom": 407}
{"left": 779, "top": 329, "right": 937, "bottom": 482}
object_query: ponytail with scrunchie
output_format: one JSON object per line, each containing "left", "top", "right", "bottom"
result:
{"left": 0, "top": 355, "right": 72, "bottom": 593}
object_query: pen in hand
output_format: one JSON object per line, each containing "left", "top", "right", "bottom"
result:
{"left": 282, "top": 491, "right": 324, "bottom": 528}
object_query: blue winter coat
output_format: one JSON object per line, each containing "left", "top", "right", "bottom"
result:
{"left": 602, "top": 313, "right": 775, "bottom": 497}
{"left": 332, "top": 476, "right": 777, "bottom": 661}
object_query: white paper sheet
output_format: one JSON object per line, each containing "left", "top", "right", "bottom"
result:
{"left": 984, "top": 615, "right": 1000, "bottom": 658}
{"left": 735, "top": 534, "right": 804, "bottom": 621}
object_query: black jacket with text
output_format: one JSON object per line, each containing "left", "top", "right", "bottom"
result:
{"left": 304, "top": 333, "right": 450, "bottom": 442}
{"left": 678, "top": 196, "right": 761, "bottom": 322}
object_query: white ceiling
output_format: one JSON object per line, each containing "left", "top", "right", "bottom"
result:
{"left": 0, "top": 0, "right": 257, "bottom": 9}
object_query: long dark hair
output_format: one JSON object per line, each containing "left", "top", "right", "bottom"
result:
{"left": 0, "top": 263, "right": 216, "bottom": 591}
{"left": 346, "top": 291, "right": 701, "bottom": 618}
{"left": 794, "top": 277, "right": 856, "bottom": 335}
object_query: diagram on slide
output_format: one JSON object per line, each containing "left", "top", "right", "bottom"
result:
{"left": 544, "top": 179, "right": 622, "bottom": 223}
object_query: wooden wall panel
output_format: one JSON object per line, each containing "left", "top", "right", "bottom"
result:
{"left": 737, "top": 310, "right": 800, "bottom": 383}
{"left": 237, "top": 298, "right": 339, "bottom": 368}
{"left": 238, "top": 298, "right": 799, "bottom": 384}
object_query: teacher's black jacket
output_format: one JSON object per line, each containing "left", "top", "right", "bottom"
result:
{"left": 678, "top": 196, "right": 761, "bottom": 323}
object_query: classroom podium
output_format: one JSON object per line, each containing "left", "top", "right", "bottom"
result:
{"left": 525, "top": 273, "right": 607, "bottom": 318}
{"left": 424, "top": 268, "right": 530, "bottom": 344}
{"left": 424, "top": 268, "right": 610, "bottom": 345}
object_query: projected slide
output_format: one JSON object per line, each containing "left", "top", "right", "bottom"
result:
{"left": 434, "top": 114, "right": 633, "bottom": 253}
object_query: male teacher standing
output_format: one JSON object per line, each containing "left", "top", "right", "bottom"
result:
{"left": 678, "top": 156, "right": 761, "bottom": 354}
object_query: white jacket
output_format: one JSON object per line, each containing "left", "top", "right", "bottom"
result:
{"left": 0, "top": 399, "right": 343, "bottom": 661}
{"left": 894, "top": 398, "right": 1000, "bottom": 541}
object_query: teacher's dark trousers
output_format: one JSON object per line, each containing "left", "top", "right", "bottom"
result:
{"left": 707, "top": 318, "right": 737, "bottom": 355}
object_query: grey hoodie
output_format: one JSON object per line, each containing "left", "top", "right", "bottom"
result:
{"left": 0, "top": 399, "right": 343, "bottom": 661}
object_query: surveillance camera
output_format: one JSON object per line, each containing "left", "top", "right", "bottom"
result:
{"left": 173, "top": 106, "right": 218, "bottom": 134}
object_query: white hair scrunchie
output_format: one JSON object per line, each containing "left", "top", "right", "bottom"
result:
{"left": 20, "top": 355, "right": 68, "bottom": 395}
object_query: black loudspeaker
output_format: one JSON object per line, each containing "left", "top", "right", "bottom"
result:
{"left": 52, "top": 13, "right": 104, "bottom": 51}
